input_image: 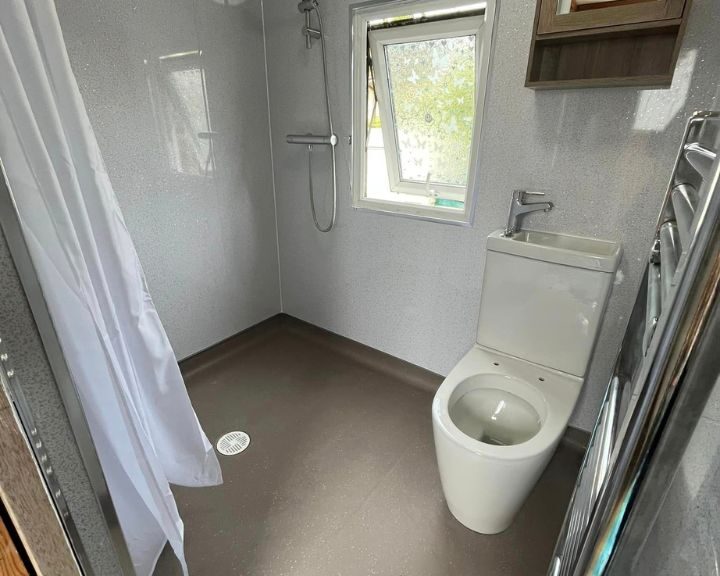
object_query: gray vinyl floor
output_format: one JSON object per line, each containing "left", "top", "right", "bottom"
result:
{"left": 154, "top": 315, "right": 583, "bottom": 576}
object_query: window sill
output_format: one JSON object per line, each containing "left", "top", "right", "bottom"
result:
{"left": 352, "top": 196, "right": 473, "bottom": 226}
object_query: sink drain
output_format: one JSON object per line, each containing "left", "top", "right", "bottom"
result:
{"left": 216, "top": 431, "right": 250, "bottom": 456}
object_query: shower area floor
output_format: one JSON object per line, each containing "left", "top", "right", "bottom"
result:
{"left": 154, "top": 315, "right": 584, "bottom": 576}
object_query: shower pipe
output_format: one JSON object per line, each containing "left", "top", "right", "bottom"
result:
{"left": 286, "top": 0, "right": 338, "bottom": 233}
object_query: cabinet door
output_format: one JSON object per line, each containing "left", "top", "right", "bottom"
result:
{"left": 537, "top": 0, "right": 686, "bottom": 34}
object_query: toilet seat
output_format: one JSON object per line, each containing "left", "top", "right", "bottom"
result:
{"left": 449, "top": 380, "right": 544, "bottom": 447}
{"left": 433, "top": 345, "right": 581, "bottom": 462}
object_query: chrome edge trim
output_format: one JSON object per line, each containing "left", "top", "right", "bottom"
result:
{"left": 0, "top": 340, "right": 83, "bottom": 574}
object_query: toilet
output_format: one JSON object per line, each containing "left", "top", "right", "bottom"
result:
{"left": 432, "top": 229, "right": 622, "bottom": 534}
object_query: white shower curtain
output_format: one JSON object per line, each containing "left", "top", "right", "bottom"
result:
{"left": 0, "top": 2, "right": 222, "bottom": 575}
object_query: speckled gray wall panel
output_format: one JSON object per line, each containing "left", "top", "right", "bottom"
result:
{"left": 633, "top": 375, "right": 720, "bottom": 576}
{"left": 264, "top": 0, "right": 720, "bottom": 430}
{"left": 54, "top": 0, "right": 281, "bottom": 360}
{"left": 0, "top": 229, "right": 122, "bottom": 575}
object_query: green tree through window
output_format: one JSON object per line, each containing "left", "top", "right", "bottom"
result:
{"left": 384, "top": 34, "right": 475, "bottom": 187}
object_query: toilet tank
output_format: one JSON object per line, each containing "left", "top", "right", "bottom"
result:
{"left": 476, "top": 230, "right": 622, "bottom": 378}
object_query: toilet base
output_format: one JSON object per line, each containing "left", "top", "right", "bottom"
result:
{"left": 446, "top": 500, "right": 514, "bottom": 535}
{"left": 433, "top": 416, "right": 557, "bottom": 535}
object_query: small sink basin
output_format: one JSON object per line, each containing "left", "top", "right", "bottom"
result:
{"left": 487, "top": 229, "right": 622, "bottom": 272}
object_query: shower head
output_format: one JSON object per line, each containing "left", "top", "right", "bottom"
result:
{"left": 298, "top": 0, "right": 321, "bottom": 48}
{"left": 297, "top": 0, "right": 316, "bottom": 13}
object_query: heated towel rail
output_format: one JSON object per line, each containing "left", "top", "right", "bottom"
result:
{"left": 549, "top": 111, "right": 720, "bottom": 576}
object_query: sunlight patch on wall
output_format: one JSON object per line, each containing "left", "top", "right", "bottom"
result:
{"left": 633, "top": 50, "right": 697, "bottom": 133}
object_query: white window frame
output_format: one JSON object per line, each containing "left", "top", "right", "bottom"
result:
{"left": 369, "top": 16, "right": 482, "bottom": 201}
{"left": 351, "top": 0, "right": 496, "bottom": 225}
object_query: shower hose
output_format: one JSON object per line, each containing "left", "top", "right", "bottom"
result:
{"left": 306, "top": 2, "right": 337, "bottom": 233}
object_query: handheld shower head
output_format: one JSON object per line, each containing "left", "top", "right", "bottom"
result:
{"left": 298, "top": 0, "right": 321, "bottom": 48}
{"left": 297, "top": 0, "right": 315, "bottom": 13}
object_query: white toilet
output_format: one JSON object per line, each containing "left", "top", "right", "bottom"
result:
{"left": 432, "top": 229, "right": 622, "bottom": 534}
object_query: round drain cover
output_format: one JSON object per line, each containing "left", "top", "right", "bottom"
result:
{"left": 216, "top": 431, "right": 250, "bottom": 456}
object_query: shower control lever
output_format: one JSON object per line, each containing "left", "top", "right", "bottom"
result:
{"left": 286, "top": 133, "right": 337, "bottom": 146}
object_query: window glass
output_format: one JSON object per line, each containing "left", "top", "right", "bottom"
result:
{"left": 366, "top": 63, "right": 393, "bottom": 200}
{"left": 384, "top": 35, "right": 476, "bottom": 188}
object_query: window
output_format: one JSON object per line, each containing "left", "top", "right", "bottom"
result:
{"left": 352, "top": 0, "right": 495, "bottom": 224}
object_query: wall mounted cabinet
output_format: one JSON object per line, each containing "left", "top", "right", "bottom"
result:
{"left": 526, "top": 0, "right": 691, "bottom": 89}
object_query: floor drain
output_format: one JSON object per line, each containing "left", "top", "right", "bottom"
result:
{"left": 216, "top": 431, "right": 250, "bottom": 456}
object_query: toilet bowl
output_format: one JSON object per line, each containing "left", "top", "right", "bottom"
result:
{"left": 432, "top": 229, "right": 621, "bottom": 534}
{"left": 432, "top": 346, "right": 581, "bottom": 533}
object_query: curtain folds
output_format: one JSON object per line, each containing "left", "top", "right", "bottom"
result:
{"left": 0, "top": 2, "right": 222, "bottom": 575}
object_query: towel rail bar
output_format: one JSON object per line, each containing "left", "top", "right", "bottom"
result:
{"left": 659, "top": 221, "right": 681, "bottom": 305}
{"left": 671, "top": 183, "right": 697, "bottom": 247}
{"left": 549, "top": 110, "right": 720, "bottom": 576}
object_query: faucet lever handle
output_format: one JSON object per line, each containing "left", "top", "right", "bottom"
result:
{"left": 513, "top": 190, "right": 545, "bottom": 203}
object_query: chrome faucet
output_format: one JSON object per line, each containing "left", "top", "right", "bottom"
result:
{"left": 504, "top": 190, "right": 553, "bottom": 236}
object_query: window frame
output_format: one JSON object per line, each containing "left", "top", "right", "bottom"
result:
{"left": 368, "top": 16, "right": 483, "bottom": 201}
{"left": 351, "top": 0, "right": 496, "bottom": 225}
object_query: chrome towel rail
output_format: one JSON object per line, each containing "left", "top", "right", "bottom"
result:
{"left": 671, "top": 183, "right": 697, "bottom": 247}
{"left": 684, "top": 141, "right": 716, "bottom": 180}
{"left": 659, "top": 221, "right": 680, "bottom": 305}
{"left": 549, "top": 110, "right": 720, "bottom": 576}
{"left": 643, "top": 254, "right": 661, "bottom": 354}
{"left": 551, "top": 376, "right": 619, "bottom": 576}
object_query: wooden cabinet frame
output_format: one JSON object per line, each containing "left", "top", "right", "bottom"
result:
{"left": 526, "top": 0, "right": 691, "bottom": 89}
{"left": 537, "top": 0, "right": 686, "bottom": 34}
